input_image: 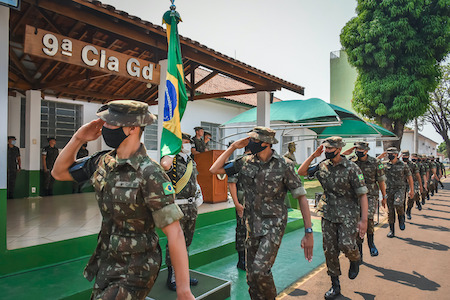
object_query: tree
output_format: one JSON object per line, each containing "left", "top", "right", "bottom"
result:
{"left": 438, "top": 142, "right": 447, "bottom": 157}
{"left": 422, "top": 64, "right": 450, "bottom": 158}
{"left": 340, "top": 0, "right": 450, "bottom": 149}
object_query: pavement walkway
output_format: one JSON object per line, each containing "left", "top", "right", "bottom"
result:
{"left": 278, "top": 179, "right": 450, "bottom": 300}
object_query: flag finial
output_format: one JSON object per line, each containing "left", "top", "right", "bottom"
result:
{"left": 170, "top": 0, "right": 176, "bottom": 11}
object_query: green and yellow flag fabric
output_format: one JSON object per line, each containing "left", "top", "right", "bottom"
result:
{"left": 160, "top": 8, "right": 188, "bottom": 157}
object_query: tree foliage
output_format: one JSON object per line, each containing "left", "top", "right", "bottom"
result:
{"left": 421, "top": 64, "right": 450, "bottom": 158}
{"left": 340, "top": 0, "right": 450, "bottom": 147}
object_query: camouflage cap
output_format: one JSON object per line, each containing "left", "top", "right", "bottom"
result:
{"left": 288, "top": 142, "right": 296, "bottom": 147}
{"left": 386, "top": 147, "right": 398, "bottom": 154}
{"left": 322, "top": 136, "right": 345, "bottom": 148}
{"left": 204, "top": 131, "right": 212, "bottom": 137}
{"left": 354, "top": 141, "right": 370, "bottom": 150}
{"left": 182, "top": 132, "right": 191, "bottom": 140}
{"left": 429, "top": 155, "right": 435, "bottom": 159}
{"left": 421, "top": 154, "right": 428, "bottom": 159}
{"left": 411, "top": 153, "right": 418, "bottom": 157}
{"left": 247, "top": 126, "right": 278, "bottom": 144}
{"left": 96, "top": 100, "right": 156, "bottom": 127}
{"left": 401, "top": 150, "right": 410, "bottom": 156}
{"left": 194, "top": 126, "right": 203, "bottom": 131}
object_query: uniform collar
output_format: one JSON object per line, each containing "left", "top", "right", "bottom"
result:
{"left": 106, "top": 143, "right": 147, "bottom": 170}
{"left": 325, "top": 155, "right": 348, "bottom": 167}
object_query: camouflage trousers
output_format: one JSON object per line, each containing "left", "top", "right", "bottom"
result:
{"left": 90, "top": 243, "right": 162, "bottom": 300}
{"left": 407, "top": 191, "right": 421, "bottom": 210}
{"left": 322, "top": 217, "right": 360, "bottom": 277}
{"left": 367, "top": 195, "right": 378, "bottom": 219}
{"left": 246, "top": 227, "right": 285, "bottom": 300}
{"left": 235, "top": 211, "right": 246, "bottom": 252}
{"left": 387, "top": 187, "right": 406, "bottom": 224}
{"left": 357, "top": 218, "right": 375, "bottom": 244}
{"left": 165, "top": 203, "right": 198, "bottom": 267}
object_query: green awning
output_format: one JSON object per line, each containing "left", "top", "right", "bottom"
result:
{"left": 311, "top": 119, "right": 380, "bottom": 138}
{"left": 223, "top": 98, "right": 342, "bottom": 126}
{"left": 367, "top": 122, "right": 396, "bottom": 137}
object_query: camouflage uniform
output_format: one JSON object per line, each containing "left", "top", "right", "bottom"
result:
{"left": 224, "top": 127, "right": 306, "bottom": 300}
{"left": 192, "top": 136, "right": 206, "bottom": 153}
{"left": 314, "top": 155, "right": 367, "bottom": 277}
{"left": 420, "top": 155, "right": 430, "bottom": 200}
{"left": 227, "top": 154, "right": 247, "bottom": 253}
{"left": 384, "top": 155, "right": 411, "bottom": 225}
{"left": 428, "top": 157, "right": 437, "bottom": 195}
{"left": 404, "top": 152, "right": 421, "bottom": 211}
{"left": 70, "top": 100, "right": 183, "bottom": 300}
{"left": 165, "top": 153, "right": 199, "bottom": 267}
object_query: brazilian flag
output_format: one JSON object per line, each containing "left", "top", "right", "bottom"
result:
{"left": 161, "top": 8, "right": 188, "bottom": 157}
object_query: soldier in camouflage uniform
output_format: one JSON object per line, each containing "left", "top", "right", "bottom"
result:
{"left": 191, "top": 126, "right": 206, "bottom": 155}
{"left": 227, "top": 146, "right": 251, "bottom": 271}
{"left": 411, "top": 153, "right": 426, "bottom": 211}
{"left": 299, "top": 136, "right": 368, "bottom": 300}
{"left": 436, "top": 157, "right": 446, "bottom": 188}
{"left": 402, "top": 151, "right": 423, "bottom": 220}
{"left": 161, "top": 133, "right": 202, "bottom": 291}
{"left": 51, "top": 100, "right": 194, "bottom": 300}
{"left": 420, "top": 154, "right": 430, "bottom": 203}
{"left": 427, "top": 156, "right": 437, "bottom": 198}
{"left": 283, "top": 142, "right": 297, "bottom": 164}
{"left": 383, "top": 147, "right": 414, "bottom": 238}
{"left": 343, "top": 141, "right": 386, "bottom": 258}
{"left": 210, "top": 126, "right": 314, "bottom": 300}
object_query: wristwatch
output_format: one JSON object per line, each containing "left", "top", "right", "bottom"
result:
{"left": 305, "top": 227, "right": 313, "bottom": 234}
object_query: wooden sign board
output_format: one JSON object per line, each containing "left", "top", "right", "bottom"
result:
{"left": 24, "top": 25, "right": 160, "bottom": 85}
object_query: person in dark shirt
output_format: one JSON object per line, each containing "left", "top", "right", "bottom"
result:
{"left": 7, "top": 136, "right": 21, "bottom": 199}
{"left": 42, "top": 137, "right": 59, "bottom": 196}
{"left": 73, "top": 143, "right": 89, "bottom": 193}
{"left": 191, "top": 126, "right": 206, "bottom": 154}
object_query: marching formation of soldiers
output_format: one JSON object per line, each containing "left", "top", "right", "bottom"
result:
{"left": 51, "top": 104, "right": 446, "bottom": 300}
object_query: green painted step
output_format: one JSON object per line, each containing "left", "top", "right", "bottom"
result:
{"left": 195, "top": 218, "right": 324, "bottom": 300}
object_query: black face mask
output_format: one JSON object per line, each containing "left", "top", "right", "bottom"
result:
{"left": 388, "top": 154, "right": 396, "bottom": 160}
{"left": 356, "top": 151, "right": 365, "bottom": 158}
{"left": 325, "top": 150, "right": 338, "bottom": 159}
{"left": 102, "top": 126, "right": 129, "bottom": 148}
{"left": 412, "top": 159, "right": 417, "bottom": 162}
{"left": 247, "top": 139, "right": 267, "bottom": 154}
{"left": 402, "top": 157, "right": 409, "bottom": 162}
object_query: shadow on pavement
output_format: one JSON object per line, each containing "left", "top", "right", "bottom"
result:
{"left": 395, "top": 236, "right": 449, "bottom": 251}
{"left": 407, "top": 221, "right": 450, "bottom": 232}
{"left": 354, "top": 291, "right": 376, "bottom": 300}
{"left": 287, "top": 288, "right": 308, "bottom": 296}
{"left": 425, "top": 207, "right": 450, "bottom": 214}
{"left": 363, "top": 262, "right": 440, "bottom": 291}
{"left": 421, "top": 214, "right": 450, "bottom": 221}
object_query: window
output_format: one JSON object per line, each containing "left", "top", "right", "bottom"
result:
{"left": 281, "top": 136, "right": 293, "bottom": 155}
{"left": 143, "top": 117, "right": 158, "bottom": 150}
{"left": 376, "top": 140, "right": 382, "bottom": 147}
{"left": 201, "top": 121, "right": 222, "bottom": 150}
{"left": 41, "top": 100, "right": 83, "bottom": 149}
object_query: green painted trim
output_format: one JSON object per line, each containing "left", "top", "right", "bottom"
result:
{"left": 28, "top": 170, "right": 40, "bottom": 197}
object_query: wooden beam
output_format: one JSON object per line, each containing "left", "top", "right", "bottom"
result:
{"left": 9, "top": 48, "right": 34, "bottom": 84}
{"left": 35, "top": 6, "right": 62, "bottom": 35}
{"left": 11, "top": 4, "right": 32, "bottom": 36}
{"left": 192, "top": 87, "right": 277, "bottom": 101}
{"left": 194, "top": 70, "right": 218, "bottom": 89}
{"left": 53, "top": 87, "right": 123, "bottom": 100}
{"left": 39, "top": 71, "right": 108, "bottom": 89}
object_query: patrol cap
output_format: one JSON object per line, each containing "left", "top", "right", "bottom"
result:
{"left": 354, "top": 141, "right": 370, "bottom": 150}
{"left": 204, "top": 131, "right": 212, "bottom": 137}
{"left": 7, "top": 136, "right": 16, "bottom": 140}
{"left": 96, "top": 100, "right": 156, "bottom": 127}
{"left": 47, "top": 137, "right": 56, "bottom": 142}
{"left": 386, "top": 147, "right": 398, "bottom": 154}
{"left": 429, "top": 155, "right": 435, "bottom": 159}
{"left": 182, "top": 132, "right": 191, "bottom": 140}
{"left": 322, "top": 136, "right": 345, "bottom": 148}
{"left": 194, "top": 126, "right": 203, "bottom": 131}
{"left": 411, "top": 153, "right": 418, "bottom": 157}
{"left": 288, "top": 142, "right": 296, "bottom": 147}
{"left": 247, "top": 126, "right": 278, "bottom": 144}
{"left": 401, "top": 150, "right": 410, "bottom": 156}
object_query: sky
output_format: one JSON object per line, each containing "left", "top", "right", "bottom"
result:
{"left": 100, "top": 0, "right": 444, "bottom": 144}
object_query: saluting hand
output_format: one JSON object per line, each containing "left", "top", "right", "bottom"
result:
{"left": 342, "top": 146, "right": 356, "bottom": 156}
{"left": 231, "top": 137, "right": 250, "bottom": 150}
{"left": 312, "top": 145, "right": 324, "bottom": 158}
{"left": 74, "top": 119, "right": 105, "bottom": 142}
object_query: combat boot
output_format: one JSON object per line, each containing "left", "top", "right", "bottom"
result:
{"left": 417, "top": 201, "right": 422, "bottom": 211}
{"left": 367, "top": 234, "right": 379, "bottom": 256}
{"left": 399, "top": 215, "right": 406, "bottom": 230}
{"left": 324, "top": 276, "right": 341, "bottom": 299}
{"left": 348, "top": 259, "right": 360, "bottom": 279}
{"left": 357, "top": 243, "right": 363, "bottom": 263}
{"left": 387, "top": 223, "right": 395, "bottom": 238}
{"left": 166, "top": 266, "right": 177, "bottom": 291}
{"left": 237, "top": 251, "right": 246, "bottom": 270}
{"left": 406, "top": 208, "right": 412, "bottom": 220}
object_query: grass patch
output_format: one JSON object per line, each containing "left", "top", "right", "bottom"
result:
{"left": 303, "top": 179, "right": 323, "bottom": 199}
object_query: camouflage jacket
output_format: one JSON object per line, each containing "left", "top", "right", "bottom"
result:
{"left": 167, "top": 153, "right": 199, "bottom": 199}
{"left": 225, "top": 151, "right": 306, "bottom": 237}
{"left": 227, "top": 154, "right": 247, "bottom": 203}
{"left": 81, "top": 144, "right": 183, "bottom": 281}
{"left": 405, "top": 161, "right": 421, "bottom": 190}
{"left": 283, "top": 151, "right": 297, "bottom": 164}
{"left": 192, "top": 137, "right": 206, "bottom": 153}
{"left": 384, "top": 160, "right": 412, "bottom": 190}
{"left": 350, "top": 155, "right": 386, "bottom": 197}
{"left": 315, "top": 156, "right": 368, "bottom": 223}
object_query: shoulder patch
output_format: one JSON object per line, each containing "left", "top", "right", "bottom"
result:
{"left": 162, "top": 182, "right": 175, "bottom": 195}
{"left": 378, "top": 164, "right": 384, "bottom": 169}
{"left": 358, "top": 174, "right": 364, "bottom": 181}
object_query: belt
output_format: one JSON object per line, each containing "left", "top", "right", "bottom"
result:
{"left": 175, "top": 197, "right": 195, "bottom": 205}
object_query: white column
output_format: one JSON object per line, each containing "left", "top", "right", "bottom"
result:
{"left": 0, "top": 7, "right": 9, "bottom": 189}
{"left": 256, "top": 91, "right": 270, "bottom": 128}
{"left": 157, "top": 59, "right": 168, "bottom": 162}
{"left": 25, "top": 90, "right": 41, "bottom": 171}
